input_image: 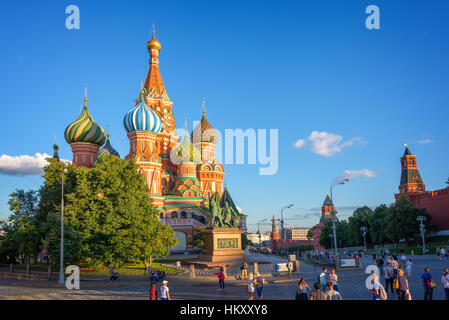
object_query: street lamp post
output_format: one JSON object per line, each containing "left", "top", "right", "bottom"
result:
{"left": 329, "top": 233, "right": 334, "bottom": 252}
{"left": 417, "top": 216, "right": 426, "bottom": 254}
{"left": 281, "top": 204, "right": 293, "bottom": 257}
{"left": 257, "top": 218, "right": 267, "bottom": 252}
{"left": 58, "top": 165, "right": 68, "bottom": 285}
{"left": 329, "top": 178, "right": 349, "bottom": 257}
{"left": 360, "top": 226, "right": 367, "bottom": 253}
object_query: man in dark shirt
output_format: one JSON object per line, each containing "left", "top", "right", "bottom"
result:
{"left": 421, "top": 267, "right": 434, "bottom": 300}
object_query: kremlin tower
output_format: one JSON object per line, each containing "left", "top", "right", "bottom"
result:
{"left": 398, "top": 144, "right": 425, "bottom": 193}
{"left": 395, "top": 145, "right": 449, "bottom": 231}
{"left": 320, "top": 193, "right": 335, "bottom": 223}
{"left": 62, "top": 29, "right": 247, "bottom": 252}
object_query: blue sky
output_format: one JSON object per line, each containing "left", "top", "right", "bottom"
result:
{"left": 0, "top": 0, "right": 448, "bottom": 232}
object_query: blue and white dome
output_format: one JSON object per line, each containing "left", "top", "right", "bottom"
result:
{"left": 123, "top": 91, "right": 162, "bottom": 134}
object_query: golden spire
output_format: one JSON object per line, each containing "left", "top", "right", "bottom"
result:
{"left": 147, "top": 24, "right": 161, "bottom": 51}
{"left": 184, "top": 117, "right": 189, "bottom": 136}
{"left": 83, "top": 85, "right": 88, "bottom": 108}
{"left": 202, "top": 97, "right": 206, "bottom": 117}
{"left": 139, "top": 79, "right": 145, "bottom": 99}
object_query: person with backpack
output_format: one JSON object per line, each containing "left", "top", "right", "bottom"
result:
{"left": 368, "top": 274, "right": 387, "bottom": 300}
{"left": 421, "top": 267, "right": 436, "bottom": 300}
{"left": 319, "top": 268, "right": 328, "bottom": 291}
{"left": 396, "top": 269, "right": 409, "bottom": 300}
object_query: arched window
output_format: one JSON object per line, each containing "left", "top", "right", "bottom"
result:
{"left": 160, "top": 212, "right": 164, "bottom": 219}
{"left": 180, "top": 211, "right": 187, "bottom": 219}
{"left": 171, "top": 211, "right": 178, "bottom": 219}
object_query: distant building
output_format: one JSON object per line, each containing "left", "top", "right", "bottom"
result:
{"left": 247, "top": 232, "right": 270, "bottom": 245}
{"left": 270, "top": 216, "right": 311, "bottom": 251}
{"left": 394, "top": 145, "right": 449, "bottom": 231}
{"left": 285, "top": 227, "right": 310, "bottom": 240}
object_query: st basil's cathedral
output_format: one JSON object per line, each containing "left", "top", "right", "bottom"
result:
{"left": 62, "top": 30, "right": 247, "bottom": 252}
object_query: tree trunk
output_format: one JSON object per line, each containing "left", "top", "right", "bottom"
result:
{"left": 47, "top": 258, "right": 52, "bottom": 278}
{"left": 26, "top": 257, "right": 31, "bottom": 274}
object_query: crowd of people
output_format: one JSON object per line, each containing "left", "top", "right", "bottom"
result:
{"left": 150, "top": 269, "right": 166, "bottom": 283}
{"left": 146, "top": 248, "right": 449, "bottom": 300}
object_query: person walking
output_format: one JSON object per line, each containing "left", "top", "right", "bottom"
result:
{"left": 421, "top": 267, "right": 435, "bottom": 300}
{"left": 296, "top": 278, "right": 311, "bottom": 300}
{"left": 319, "top": 268, "right": 328, "bottom": 291}
{"left": 326, "top": 282, "right": 342, "bottom": 300}
{"left": 241, "top": 262, "right": 248, "bottom": 280}
{"left": 384, "top": 262, "right": 395, "bottom": 294}
{"left": 248, "top": 278, "right": 256, "bottom": 300}
{"left": 396, "top": 269, "right": 409, "bottom": 300}
{"left": 437, "top": 247, "right": 441, "bottom": 260}
{"left": 368, "top": 274, "right": 381, "bottom": 300}
{"left": 160, "top": 280, "right": 170, "bottom": 300}
{"left": 406, "top": 259, "right": 413, "bottom": 278}
{"left": 149, "top": 282, "right": 158, "bottom": 300}
{"left": 255, "top": 273, "right": 264, "bottom": 300}
{"left": 310, "top": 282, "right": 327, "bottom": 300}
{"left": 441, "top": 269, "right": 449, "bottom": 301}
{"left": 441, "top": 248, "right": 446, "bottom": 261}
{"left": 329, "top": 269, "right": 339, "bottom": 292}
{"left": 287, "top": 260, "right": 293, "bottom": 278}
{"left": 391, "top": 257, "right": 399, "bottom": 278}
{"left": 378, "top": 256, "right": 384, "bottom": 275}
{"left": 218, "top": 267, "right": 225, "bottom": 290}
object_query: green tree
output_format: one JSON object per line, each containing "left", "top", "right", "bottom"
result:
{"left": 39, "top": 156, "right": 177, "bottom": 268}
{"left": 0, "top": 190, "right": 41, "bottom": 270}
{"left": 367, "top": 204, "right": 389, "bottom": 244}
{"left": 241, "top": 233, "right": 252, "bottom": 250}
{"left": 192, "top": 226, "right": 207, "bottom": 249}
{"left": 347, "top": 206, "right": 373, "bottom": 246}
{"left": 307, "top": 226, "right": 315, "bottom": 240}
{"left": 385, "top": 196, "right": 434, "bottom": 245}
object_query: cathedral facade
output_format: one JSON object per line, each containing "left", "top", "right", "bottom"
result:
{"left": 63, "top": 31, "right": 247, "bottom": 252}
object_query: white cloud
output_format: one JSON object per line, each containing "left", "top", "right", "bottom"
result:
{"left": 293, "top": 131, "right": 367, "bottom": 157}
{"left": 0, "top": 153, "right": 67, "bottom": 176}
{"left": 416, "top": 139, "right": 435, "bottom": 144}
{"left": 294, "top": 139, "right": 306, "bottom": 148}
{"left": 236, "top": 205, "right": 243, "bottom": 213}
{"left": 340, "top": 169, "right": 378, "bottom": 179}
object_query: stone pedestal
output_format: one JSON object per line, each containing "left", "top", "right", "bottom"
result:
{"left": 197, "top": 228, "right": 245, "bottom": 266}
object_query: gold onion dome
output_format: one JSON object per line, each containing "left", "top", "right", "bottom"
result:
{"left": 147, "top": 30, "right": 161, "bottom": 51}
{"left": 64, "top": 96, "right": 106, "bottom": 146}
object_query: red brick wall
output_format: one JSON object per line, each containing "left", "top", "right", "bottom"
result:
{"left": 395, "top": 188, "right": 449, "bottom": 231}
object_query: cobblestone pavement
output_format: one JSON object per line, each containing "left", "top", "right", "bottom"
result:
{"left": 0, "top": 255, "right": 447, "bottom": 300}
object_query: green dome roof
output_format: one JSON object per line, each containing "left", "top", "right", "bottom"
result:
{"left": 65, "top": 98, "right": 106, "bottom": 146}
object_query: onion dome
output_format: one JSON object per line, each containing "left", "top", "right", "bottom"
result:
{"left": 176, "top": 133, "right": 201, "bottom": 164}
{"left": 190, "top": 100, "right": 219, "bottom": 144}
{"left": 147, "top": 30, "right": 161, "bottom": 51}
{"left": 97, "top": 134, "right": 120, "bottom": 159}
{"left": 123, "top": 89, "right": 162, "bottom": 134}
{"left": 65, "top": 96, "right": 106, "bottom": 146}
